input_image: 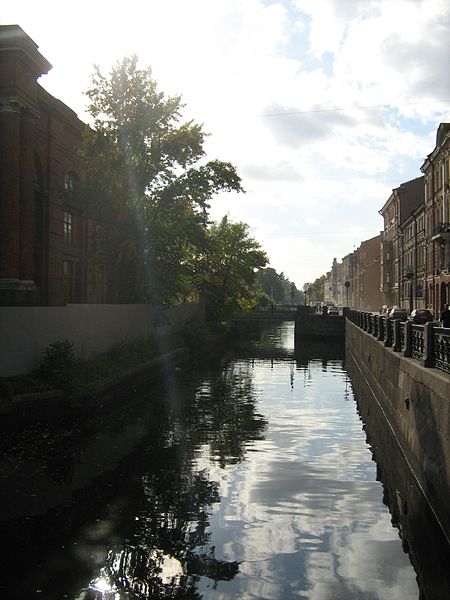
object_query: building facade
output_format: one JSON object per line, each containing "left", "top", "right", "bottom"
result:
{"left": 378, "top": 189, "right": 399, "bottom": 309}
{"left": 378, "top": 177, "right": 424, "bottom": 311}
{"left": 421, "top": 123, "right": 450, "bottom": 313}
{"left": 354, "top": 235, "right": 382, "bottom": 312}
{"left": 333, "top": 125, "right": 449, "bottom": 319}
{"left": 0, "top": 25, "right": 103, "bottom": 306}
{"left": 399, "top": 201, "right": 427, "bottom": 312}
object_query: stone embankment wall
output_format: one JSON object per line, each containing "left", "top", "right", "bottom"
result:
{"left": 0, "top": 302, "right": 203, "bottom": 377}
{"left": 345, "top": 319, "right": 450, "bottom": 543}
{"left": 295, "top": 312, "right": 345, "bottom": 338}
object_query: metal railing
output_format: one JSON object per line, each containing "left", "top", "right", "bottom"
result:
{"left": 253, "top": 304, "right": 298, "bottom": 313}
{"left": 432, "top": 222, "right": 450, "bottom": 236}
{"left": 347, "top": 310, "right": 450, "bottom": 375}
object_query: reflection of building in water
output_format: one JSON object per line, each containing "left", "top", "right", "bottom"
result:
{"left": 294, "top": 339, "right": 345, "bottom": 367}
{"left": 350, "top": 363, "right": 450, "bottom": 599}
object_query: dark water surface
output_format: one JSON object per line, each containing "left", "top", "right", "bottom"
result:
{"left": 0, "top": 322, "right": 447, "bottom": 599}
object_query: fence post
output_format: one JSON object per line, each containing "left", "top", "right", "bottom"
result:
{"left": 423, "top": 322, "right": 434, "bottom": 367}
{"left": 393, "top": 319, "right": 401, "bottom": 351}
{"left": 385, "top": 319, "right": 393, "bottom": 347}
{"left": 404, "top": 321, "right": 412, "bottom": 357}
{"left": 378, "top": 316, "right": 385, "bottom": 341}
{"left": 373, "top": 315, "right": 379, "bottom": 337}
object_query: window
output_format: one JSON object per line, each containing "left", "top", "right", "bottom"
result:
{"left": 64, "top": 172, "right": 78, "bottom": 201}
{"left": 63, "top": 211, "right": 73, "bottom": 244}
{"left": 386, "top": 272, "right": 391, "bottom": 284}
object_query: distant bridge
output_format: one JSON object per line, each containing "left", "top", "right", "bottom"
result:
{"left": 232, "top": 305, "right": 346, "bottom": 339}
{"left": 232, "top": 305, "right": 299, "bottom": 321}
{"left": 232, "top": 305, "right": 343, "bottom": 322}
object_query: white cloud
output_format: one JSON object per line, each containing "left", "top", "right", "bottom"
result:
{"left": 2, "top": 0, "right": 449, "bottom": 287}
{"left": 305, "top": 218, "right": 320, "bottom": 226}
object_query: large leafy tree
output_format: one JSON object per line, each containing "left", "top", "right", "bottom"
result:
{"left": 82, "top": 56, "right": 243, "bottom": 303}
{"left": 198, "top": 216, "right": 268, "bottom": 319}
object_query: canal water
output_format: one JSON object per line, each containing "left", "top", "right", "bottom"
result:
{"left": 0, "top": 322, "right": 448, "bottom": 599}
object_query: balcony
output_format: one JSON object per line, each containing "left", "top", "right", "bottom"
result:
{"left": 402, "top": 266, "right": 414, "bottom": 279}
{"left": 431, "top": 222, "right": 450, "bottom": 241}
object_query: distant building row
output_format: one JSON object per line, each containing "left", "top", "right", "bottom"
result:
{"left": 328, "top": 123, "right": 450, "bottom": 316}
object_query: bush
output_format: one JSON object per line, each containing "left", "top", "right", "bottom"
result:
{"left": 38, "top": 340, "right": 77, "bottom": 393}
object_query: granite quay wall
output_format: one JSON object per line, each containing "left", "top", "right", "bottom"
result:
{"left": 295, "top": 306, "right": 345, "bottom": 339}
{"left": 0, "top": 302, "right": 204, "bottom": 377}
{"left": 345, "top": 317, "right": 450, "bottom": 543}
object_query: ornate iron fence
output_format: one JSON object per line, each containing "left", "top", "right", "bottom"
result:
{"left": 346, "top": 310, "right": 450, "bottom": 375}
{"left": 434, "top": 327, "right": 450, "bottom": 374}
{"left": 411, "top": 324, "right": 425, "bottom": 360}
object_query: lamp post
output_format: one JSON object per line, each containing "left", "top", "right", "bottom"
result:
{"left": 308, "top": 287, "right": 312, "bottom": 307}
{"left": 344, "top": 281, "right": 350, "bottom": 307}
{"left": 405, "top": 271, "right": 413, "bottom": 313}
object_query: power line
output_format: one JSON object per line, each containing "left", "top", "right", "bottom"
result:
{"left": 261, "top": 99, "right": 450, "bottom": 117}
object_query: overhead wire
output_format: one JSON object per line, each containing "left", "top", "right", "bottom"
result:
{"left": 260, "top": 99, "right": 450, "bottom": 117}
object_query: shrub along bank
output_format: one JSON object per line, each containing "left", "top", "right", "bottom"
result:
{"left": 0, "top": 320, "right": 227, "bottom": 421}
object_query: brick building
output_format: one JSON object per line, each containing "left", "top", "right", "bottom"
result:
{"left": 421, "top": 123, "right": 450, "bottom": 313}
{"left": 378, "top": 177, "right": 425, "bottom": 310}
{"left": 354, "top": 235, "right": 382, "bottom": 312}
{"left": 0, "top": 25, "right": 103, "bottom": 306}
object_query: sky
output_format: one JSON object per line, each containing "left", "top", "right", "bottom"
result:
{"left": 2, "top": 0, "right": 449, "bottom": 289}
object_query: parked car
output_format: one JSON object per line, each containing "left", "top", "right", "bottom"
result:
{"left": 388, "top": 307, "right": 408, "bottom": 321}
{"left": 410, "top": 308, "right": 434, "bottom": 324}
{"left": 328, "top": 306, "right": 339, "bottom": 316}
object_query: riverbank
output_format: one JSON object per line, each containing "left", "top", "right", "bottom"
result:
{"left": 345, "top": 317, "right": 450, "bottom": 545}
{"left": 0, "top": 320, "right": 229, "bottom": 423}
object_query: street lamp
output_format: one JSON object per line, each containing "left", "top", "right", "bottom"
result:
{"left": 405, "top": 271, "right": 413, "bottom": 313}
{"left": 344, "top": 281, "right": 350, "bottom": 307}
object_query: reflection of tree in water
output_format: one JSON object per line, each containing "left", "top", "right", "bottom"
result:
{"left": 188, "top": 364, "right": 268, "bottom": 468}
{"left": 2, "top": 354, "right": 268, "bottom": 599}
{"left": 79, "top": 362, "right": 268, "bottom": 599}
{"left": 234, "top": 323, "right": 293, "bottom": 355}
{"left": 107, "top": 469, "right": 238, "bottom": 598}
{"left": 79, "top": 450, "right": 239, "bottom": 599}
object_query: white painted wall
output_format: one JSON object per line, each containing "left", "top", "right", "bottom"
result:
{"left": 0, "top": 303, "right": 202, "bottom": 376}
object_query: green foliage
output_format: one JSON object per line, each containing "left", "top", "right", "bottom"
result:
{"left": 256, "top": 267, "right": 302, "bottom": 304}
{"left": 39, "top": 340, "right": 76, "bottom": 390}
{"left": 303, "top": 271, "right": 331, "bottom": 303}
{"left": 255, "top": 289, "right": 273, "bottom": 307}
{"left": 236, "top": 296, "right": 258, "bottom": 313}
{"left": 36, "top": 337, "right": 163, "bottom": 401}
{"left": 82, "top": 55, "right": 245, "bottom": 305}
{"left": 37, "top": 340, "right": 94, "bottom": 401}
{"left": 180, "top": 320, "right": 216, "bottom": 350}
{"left": 198, "top": 216, "right": 268, "bottom": 319}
